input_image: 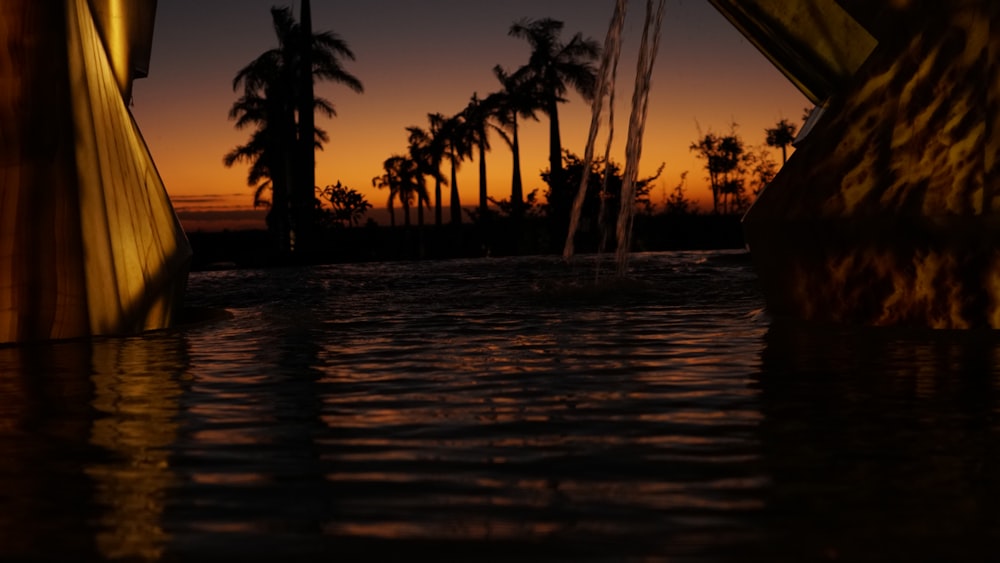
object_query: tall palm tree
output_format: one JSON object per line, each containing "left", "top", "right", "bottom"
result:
{"left": 508, "top": 18, "right": 599, "bottom": 191}
{"left": 226, "top": 3, "right": 362, "bottom": 253}
{"left": 405, "top": 135, "right": 436, "bottom": 228}
{"left": 439, "top": 113, "right": 473, "bottom": 225}
{"left": 463, "top": 93, "right": 496, "bottom": 218}
{"left": 407, "top": 116, "right": 448, "bottom": 227}
{"left": 765, "top": 118, "right": 797, "bottom": 164}
{"left": 490, "top": 65, "right": 541, "bottom": 216}
{"left": 401, "top": 153, "right": 430, "bottom": 229}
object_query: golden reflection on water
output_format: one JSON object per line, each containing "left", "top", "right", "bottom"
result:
{"left": 86, "top": 335, "right": 186, "bottom": 562}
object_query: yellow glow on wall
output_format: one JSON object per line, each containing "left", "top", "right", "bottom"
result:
{"left": 105, "top": 0, "right": 131, "bottom": 96}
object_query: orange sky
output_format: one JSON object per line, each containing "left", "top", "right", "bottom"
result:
{"left": 130, "top": 0, "right": 809, "bottom": 231}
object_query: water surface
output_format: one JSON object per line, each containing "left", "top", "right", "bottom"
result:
{"left": 1, "top": 251, "right": 997, "bottom": 561}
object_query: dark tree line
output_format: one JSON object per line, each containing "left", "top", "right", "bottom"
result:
{"left": 374, "top": 18, "right": 601, "bottom": 232}
{"left": 689, "top": 117, "right": 798, "bottom": 216}
{"left": 222, "top": 3, "right": 803, "bottom": 260}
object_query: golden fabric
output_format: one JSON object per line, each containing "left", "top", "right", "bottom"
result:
{"left": 0, "top": 0, "right": 190, "bottom": 343}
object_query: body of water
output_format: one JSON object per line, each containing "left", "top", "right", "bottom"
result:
{"left": 1, "top": 251, "right": 997, "bottom": 561}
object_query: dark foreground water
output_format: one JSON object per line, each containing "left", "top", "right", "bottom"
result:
{"left": 1, "top": 251, "right": 998, "bottom": 562}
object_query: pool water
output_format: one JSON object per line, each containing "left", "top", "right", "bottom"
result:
{"left": 0, "top": 251, "right": 997, "bottom": 561}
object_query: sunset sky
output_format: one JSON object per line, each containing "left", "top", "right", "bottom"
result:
{"left": 130, "top": 0, "right": 809, "bottom": 231}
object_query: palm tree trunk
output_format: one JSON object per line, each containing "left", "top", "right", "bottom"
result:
{"left": 450, "top": 158, "right": 462, "bottom": 225}
{"left": 547, "top": 96, "right": 562, "bottom": 188}
{"left": 434, "top": 177, "right": 443, "bottom": 226}
{"left": 710, "top": 171, "right": 719, "bottom": 214}
{"left": 273, "top": 104, "right": 296, "bottom": 253}
{"left": 511, "top": 118, "right": 524, "bottom": 215}
{"left": 280, "top": 120, "right": 296, "bottom": 252}
{"left": 417, "top": 196, "right": 426, "bottom": 258}
{"left": 478, "top": 141, "right": 487, "bottom": 217}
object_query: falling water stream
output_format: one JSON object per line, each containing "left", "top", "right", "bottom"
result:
{"left": 565, "top": 0, "right": 668, "bottom": 279}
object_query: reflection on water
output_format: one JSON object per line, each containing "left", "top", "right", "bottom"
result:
{"left": 0, "top": 252, "right": 997, "bottom": 561}
{"left": 0, "top": 335, "right": 186, "bottom": 562}
{"left": 757, "top": 324, "right": 1000, "bottom": 561}
{"left": 87, "top": 335, "right": 186, "bottom": 560}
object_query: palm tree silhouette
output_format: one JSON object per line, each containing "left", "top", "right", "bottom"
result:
{"left": 401, "top": 146, "right": 432, "bottom": 229}
{"left": 765, "top": 118, "right": 797, "bottom": 164}
{"left": 508, "top": 18, "right": 599, "bottom": 192}
{"left": 372, "top": 155, "right": 426, "bottom": 229}
{"left": 490, "top": 65, "right": 541, "bottom": 216}
{"left": 406, "top": 114, "right": 448, "bottom": 227}
{"left": 439, "top": 113, "right": 473, "bottom": 225}
{"left": 225, "top": 3, "right": 362, "bottom": 253}
{"left": 372, "top": 157, "right": 400, "bottom": 228}
{"left": 224, "top": 88, "right": 283, "bottom": 227}
{"left": 463, "top": 93, "right": 497, "bottom": 218}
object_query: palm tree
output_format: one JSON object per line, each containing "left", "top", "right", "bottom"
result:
{"left": 407, "top": 115, "right": 448, "bottom": 227}
{"left": 508, "top": 18, "right": 599, "bottom": 191}
{"left": 400, "top": 154, "right": 430, "bottom": 229}
{"left": 463, "top": 93, "right": 496, "bottom": 218}
{"left": 439, "top": 113, "right": 472, "bottom": 225}
{"left": 765, "top": 118, "right": 797, "bottom": 164}
{"left": 226, "top": 3, "right": 362, "bottom": 253}
{"left": 490, "top": 65, "right": 541, "bottom": 216}
{"left": 373, "top": 155, "right": 427, "bottom": 229}
{"left": 371, "top": 157, "right": 400, "bottom": 228}
{"left": 405, "top": 136, "right": 436, "bottom": 229}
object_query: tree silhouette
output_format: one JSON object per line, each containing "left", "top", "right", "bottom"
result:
{"left": 405, "top": 129, "right": 440, "bottom": 229}
{"left": 463, "top": 93, "right": 497, "bottom": 218}
{"left": 371, "top": 157, "right": 400, "bottom": 228}
{"left": 407, "top": 113, "right": 449, "bottom": 227}
{"left": 318, "top": 182, "right": 371, "bottom": 227}
{"left": 746, "top": 146, "right": 778, "bottom": 198}
{"left": 372, "top": 155, "right": 426, "bottom": 229}
{"left": 490, "top": 65, "right": 541, "bottom": 217}
{"left": 690, "top": 126, "right": 747, "bottom": 215}
{"left": 664, "top": 172, "right": 694, "bottom": 215}
{"left": 544, "top": 151, "right": 661, "bottom": 251}
{"left": 765, "top": 118, "right": 797, "bottom": 164}
{"left": 223, "top": 90, "right": 280, "bottom": 214}
{"left": 508, "top": 18, "right": 599, "bottom": 194}
{"left": 439, "top": 113, "right": 472, "bottom": 225}
{"left": 225, "top": 3, "right": 362, "bottom": 253}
